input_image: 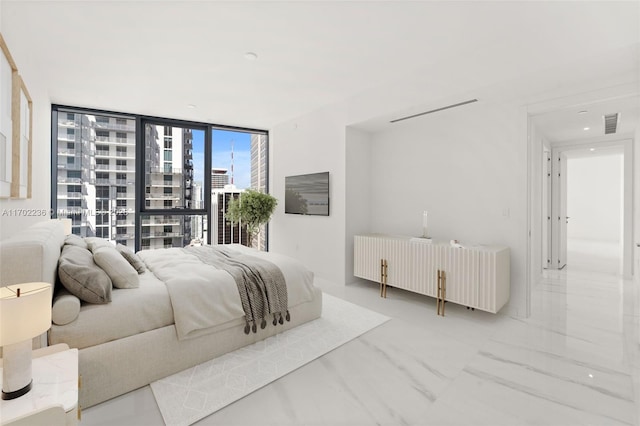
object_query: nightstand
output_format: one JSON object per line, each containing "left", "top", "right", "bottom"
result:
{"left": 0, "top": 344, "right": 79, "bottom": 425}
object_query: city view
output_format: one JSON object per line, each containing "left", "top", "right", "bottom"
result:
{"left": 54, "top": 110, "right": 267, "bottom": 250}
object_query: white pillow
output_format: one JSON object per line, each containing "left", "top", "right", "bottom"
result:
{"left": 52, "top": 288, "right": 81, "bottom": 325}
{"left": 93, "top": 246, "right": 139, "bottom": 289}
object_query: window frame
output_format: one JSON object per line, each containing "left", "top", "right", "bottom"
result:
{"left": 51, "top": 105, "right": 269, "bottom": 251}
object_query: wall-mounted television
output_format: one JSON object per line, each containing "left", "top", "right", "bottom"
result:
{"left": 285, "top": 172, "right": 330, "bottom": 216}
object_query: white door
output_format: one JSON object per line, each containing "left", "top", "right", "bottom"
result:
{"left": 558, "top": 152, "right": 567, "bottom": 269}
{"left": 542, "top": 149, "right": 551, "bottom": 269}
{"left": 551, "top": 150, "right": 567, "bottom": 269}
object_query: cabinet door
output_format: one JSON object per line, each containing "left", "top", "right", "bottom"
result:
{"left": 440, "top": 247, "right": 479, "bottom": 308}
{"left": 380, "top": 238, "right": 411, "bottom": 289}
{"left": 410, "top": 243, "right": 438, "bottom": 297}
{"left": 354, "top": 235, "right": 382, "bottom": 282}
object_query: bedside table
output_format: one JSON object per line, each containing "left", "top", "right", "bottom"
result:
{"left": 0, "top": 344, "right": 79, "bottom": 425}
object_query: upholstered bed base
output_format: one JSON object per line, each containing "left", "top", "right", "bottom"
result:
{"left": 79, "top": 289, "right": 321, "bottom": 408}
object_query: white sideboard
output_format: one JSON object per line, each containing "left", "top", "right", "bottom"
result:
{"left": 354, "top": 234, "right": 510, "bottom": 314}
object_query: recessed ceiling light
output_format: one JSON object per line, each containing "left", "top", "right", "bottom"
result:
{"left": 583, "top": 127, "right": 590, "bottom": 131}
{"left": 590, "top": 148, "right": 595, "bottom": 152}
{"left": 187, "top": 104, "right": 196, "bottom": 109}
{"left": 578, "top": 110, "right": 588, "bottom": 114}
{"left": 244, "top": 52, "right": 258, "bottom": 61}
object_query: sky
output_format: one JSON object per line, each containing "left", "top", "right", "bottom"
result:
{"left": 191, "top": 129, "right": 252, "bottom": 189}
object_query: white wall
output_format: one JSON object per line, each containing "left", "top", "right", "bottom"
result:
{"left": 0, "top": 25, "right": 52, "bottom": 240}
{"left": 345, "top": 126, "right": 372, "bottom": 284}
{"left": 567, "top": 154, "right": 623, "bottom": 242}
{"left": 368, "top": 100, "right": 528, "bottom": 316}
{"left": 635, "top": 128, "right": 640, "bottom": 280}
{"left": 269, "top": 105, "right": 347, "bottom": 285}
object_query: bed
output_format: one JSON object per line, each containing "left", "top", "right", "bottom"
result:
{"left": 0, "top": 220, "right": 322, "bottom": 408}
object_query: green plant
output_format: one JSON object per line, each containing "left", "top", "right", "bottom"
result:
{"left": 226, "top": 189, "right": 278, "bottom": 247}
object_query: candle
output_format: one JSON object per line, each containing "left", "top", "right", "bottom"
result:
{"left": 422, "top": 211, "right": 428, "bottom": 238}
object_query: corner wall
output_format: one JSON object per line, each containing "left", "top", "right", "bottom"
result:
{"left": 269, "top": 105, "right": 348, "bottom": 285}
{"left": 345, "top": 126, "right": 372, "bottom": 284}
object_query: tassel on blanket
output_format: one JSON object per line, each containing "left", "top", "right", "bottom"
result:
{"left": 260, "top": 318, "right": 267, "bottom": 329}
{"left": 244, "top": 321, "right": 251, "bottom": 335}
{"left": 286, "top": 310, "right": 291, "bottom": 322}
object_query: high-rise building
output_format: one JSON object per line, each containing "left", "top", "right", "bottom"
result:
{"left": 211, "top": 186, "right": 249, "bottom": 246}
{"left": 250, "top": 133, "right": 268, "bottom": 250}
{"left": 141, "top": 125, "right": 195, "bottom": 249}
{"left": 55, "top": 115, "right": 198, "bottom": 250}
{"left": 211, "top": 168, "right": 229, "bottom": 189}
{"left": 56, "top": 112, "right": 137, "bottom": 247}
{"left": 250, "top": 134, "right": 267, "bottom": 192}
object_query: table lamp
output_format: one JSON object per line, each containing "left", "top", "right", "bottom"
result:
{"left": 0, "top": 282, "right": 52, "bottom": 400}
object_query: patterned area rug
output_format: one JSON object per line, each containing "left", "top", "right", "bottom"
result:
{"left": 150, "top": 293, "right": 390, "bottom": 426}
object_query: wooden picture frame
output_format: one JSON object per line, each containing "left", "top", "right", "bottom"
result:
{"left": 11, "top": 73, "right": 32, "bottom": 198}
{"left": 0, "top": 33, "right": 32, "bottom": 199}
{"left": 0, "top": 34, "right": 15, "bottom": 198}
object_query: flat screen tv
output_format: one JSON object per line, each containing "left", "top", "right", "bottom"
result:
{"left": 285, "top": 172, "right": 329, "bottom": 216}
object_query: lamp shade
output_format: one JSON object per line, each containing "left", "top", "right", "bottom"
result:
{"left": 0, "top": 282, "right": 52, "bottom": 346}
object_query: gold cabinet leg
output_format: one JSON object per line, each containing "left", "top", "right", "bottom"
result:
{"left": 436, "top": 269, "right": 446, "bottom": 316}
{"left": 441, "top": 271, "right": 446, "bottom": 317}
{"left": 380, "top": 259, "right": 384, "bottom": 297}
{"left": 436, "top": 269, "right": 441, "bottom": 315}
{"left": 383, "top": 260, "right": 388, "bottom": 298}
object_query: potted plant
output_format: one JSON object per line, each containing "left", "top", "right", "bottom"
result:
{"left": 226, "top": 189, "right": 278, "bottom": 247}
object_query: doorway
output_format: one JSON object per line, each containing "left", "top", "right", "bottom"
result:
{"left": 565, "top": 149, "right": 624, "bottom": 274}
{"left": 544, "top": 140, "right": 631, "bottom": 276}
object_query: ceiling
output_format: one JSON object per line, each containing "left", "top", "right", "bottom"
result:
{"left": 1, "top": 1, "right": 639, "bottom": 131}
{"left": 532, "top": 95, "right": 640, "bottom": 143}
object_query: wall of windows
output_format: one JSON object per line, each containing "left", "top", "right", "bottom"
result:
{"left": 51, "top": 106, "right": 269, "bottom": 251}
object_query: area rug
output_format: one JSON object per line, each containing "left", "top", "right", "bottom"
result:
{"left": 150, "top": 293, "right": 390, "bottom": 426}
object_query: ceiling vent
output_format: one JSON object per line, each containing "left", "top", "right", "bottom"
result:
{"left": 390, "top": 99, "right": 478, "bottom": 123}
{"left": 604, "top": 113, "right": 619, "bottom": 134}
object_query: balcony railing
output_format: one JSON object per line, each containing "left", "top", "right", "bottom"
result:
{"left": 94, "top": 122, "right": 136, "bottom": 132}
{"left": 95, "top": 136, "right": 134, "bottom": 145}
{"left": 58, "top": 120, "right": 78, "bottom": 128}
{"left": 148, "top": 193, "right": 182, "bottom": 199}
{"left": 113, "top": 233, "right": 135, "bottom": 239}
{"left": 57, "top": 164, "right": 82, "bottom": 170}
{"left": 58, "top": 177, "right": 82, "bottom": 184}
{"left": 141, "top": 219, "right": 181, "bottom": 225}
{"left": 141, "top": 232, "right": 184, "bottom": 238}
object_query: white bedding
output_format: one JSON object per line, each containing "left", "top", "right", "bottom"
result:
{"left": 137, "top": 244, "right": 315, "bottom": 340}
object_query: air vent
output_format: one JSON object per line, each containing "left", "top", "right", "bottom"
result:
{"left": 390, "top": 99, "right": 478, "bottom": 123}
{"left": 604, "top": 113, "right": 619, "bottom": 134}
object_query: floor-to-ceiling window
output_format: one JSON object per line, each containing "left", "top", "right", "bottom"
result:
{"left": 51, "top": 106, "right": 268, "bottom": 251}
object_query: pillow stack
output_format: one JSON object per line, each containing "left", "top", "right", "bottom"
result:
{"left": 57, "top": 237, "right": 146, "bottom": 306}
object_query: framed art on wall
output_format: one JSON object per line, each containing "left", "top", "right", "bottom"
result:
{"left": 0, "top": 33, "right": 32, "bottom": 199}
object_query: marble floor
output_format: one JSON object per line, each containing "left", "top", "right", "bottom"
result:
{"left": 83, "top": 253, "right": 640, "bottom": 425}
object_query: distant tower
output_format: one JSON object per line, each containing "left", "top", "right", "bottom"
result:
{"left": 230, "top": 140, "right": 234, "bottom": 186}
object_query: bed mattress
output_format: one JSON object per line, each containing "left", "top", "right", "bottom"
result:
{"left": 49, "top": 270, "right": 173, "bottom": 349}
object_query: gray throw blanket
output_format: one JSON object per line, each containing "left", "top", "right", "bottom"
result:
{"left": 184, "top": 246, "right": 290, "bottom": 334}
